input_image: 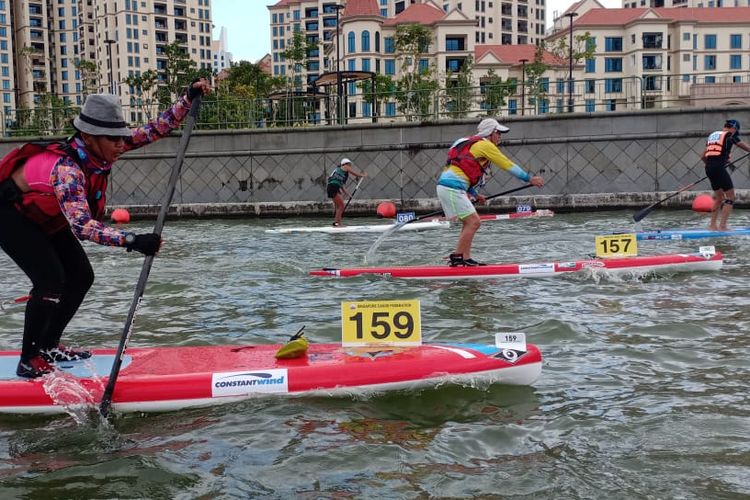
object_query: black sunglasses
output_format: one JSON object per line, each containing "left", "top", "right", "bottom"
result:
{"left": 102, "top": 135, "right": 127, "bottom": 142}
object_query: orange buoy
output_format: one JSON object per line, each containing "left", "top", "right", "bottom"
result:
{"left": 691, "top": 194, "right": 714, "bottom": 213}
{"left": 376, "top": 201, "right": 397, "bottom": 218}
{"left": 111, "top": 208, "right": 131, "bottom": 224}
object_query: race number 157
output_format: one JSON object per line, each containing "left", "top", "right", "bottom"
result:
{"left": 341, "top": 299, "right": 422, "bottom": 347}
{"left": 595, "top": 233, "right": 637, "bottom": 258}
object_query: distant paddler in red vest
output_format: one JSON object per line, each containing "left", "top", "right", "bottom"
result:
{"left": 701, "top": 119, "right": 750, "bottom": 231}
{"left": 0, "top": 79, "right": 211, "bottom": 378}
{"left": 436, "top": 118, "right": 544, "bottom": 266}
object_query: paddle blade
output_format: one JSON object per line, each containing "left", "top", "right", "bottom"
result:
{"left": 632, "top": 205, "right": 654, "bottom": 222}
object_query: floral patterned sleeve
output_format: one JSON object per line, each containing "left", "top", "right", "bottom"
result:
{"left": 123, "top": 95, "right": 193, "bottom": 151}
{"left": 52, "top": 157, "right": 129, "bottom": 247}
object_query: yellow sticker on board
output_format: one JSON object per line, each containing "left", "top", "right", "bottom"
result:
{"left": 595, "top": 233, "right": 638, "bottom": 258}
{"left": 341, "top": 299, "right": 422, "bottom": 347}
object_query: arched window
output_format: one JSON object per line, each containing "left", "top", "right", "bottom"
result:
{"left": 362, "top": 31, "right": 370, "bottom": 52}
{"left": 347, "top": 32, "right": 355, "bottom": 53}
{"left": 375, "top": 32, "right": 380, "bottom": 53}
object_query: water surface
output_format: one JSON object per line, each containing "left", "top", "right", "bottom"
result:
{"left": 0, "top": 209, "right": 748, "bottom": 498}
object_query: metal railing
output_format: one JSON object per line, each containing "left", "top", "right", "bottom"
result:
{"left": 2, "top": 71, "right": 749, "bottom": 136}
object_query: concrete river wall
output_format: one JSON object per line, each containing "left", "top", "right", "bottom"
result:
{"left": 2, "top": 105, "right": 748, "bottom": 218}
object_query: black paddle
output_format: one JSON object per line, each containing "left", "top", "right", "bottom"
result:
{"left": 407, "top": 183, "right": 535, "bottom": 224}
{"left": 364, "top": 183, "right": 535, "bottom": 262}
{"left": 343, "top": 176, "right": 364, "bottom": 213}
{"left": 632, "top": 151, "right": 750, "bottom": 222}
{"left": 99, "top": 95, "right": 202, "bottom": 418}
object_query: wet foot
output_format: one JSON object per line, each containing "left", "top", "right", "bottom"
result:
{"left": 708, "top": 225, "right": 719, "bottom": 231}
{"left": 717, "top": 226, "right": 731, "bottom": 232}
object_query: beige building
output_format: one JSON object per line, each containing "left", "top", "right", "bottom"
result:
{"left": 546, "top": 7, "right": 750, "bottom": 113}
{"left": 9, "top": 0, "right": 211, "bottom": 116}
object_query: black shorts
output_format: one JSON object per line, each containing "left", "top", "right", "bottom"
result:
{"left": 327, "top": 184, "right": 341, "bottom": 198}
{"left": 705, "top": 161, "right": 733, "bottom": 191}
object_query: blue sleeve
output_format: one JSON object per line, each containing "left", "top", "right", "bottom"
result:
{"left": 508, "top": 164, "right": 531, "bottom": 182}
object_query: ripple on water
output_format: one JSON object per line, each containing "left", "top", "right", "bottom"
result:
{"left": 0, "top": 211, "right": 748, "bottom": 497}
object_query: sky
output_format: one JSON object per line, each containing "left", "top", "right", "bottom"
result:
{"left": 211, "top": 0, "right": 621, "bottom": 64}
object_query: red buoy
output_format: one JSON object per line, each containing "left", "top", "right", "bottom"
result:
{"left": 111, "top": 208, "right": 131, "bottom": 224}
{"left": 691, "top": 194, "right": 714, "bottom": 213}
{"left": 376, "top": 201, "right": 397, "bottom": 218}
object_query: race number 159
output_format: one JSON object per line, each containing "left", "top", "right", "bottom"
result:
{"left": 341, "top": 299, "right": 422, "bottom": 347}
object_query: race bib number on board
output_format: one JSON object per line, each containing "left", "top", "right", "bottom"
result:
{"left": 396, "top": 211, "right": 416, "bottom": 223}
{"left": 341, "top": 299, "right": 422, "bottom": 347}
{"left": 495, "top": 332, "right": 527, "bottom": 352}
{"left": 516, "top": 204, "right": 532, "bottom": 213}
{"left": 595, "top": 233, "right": 637, "bottom": 258}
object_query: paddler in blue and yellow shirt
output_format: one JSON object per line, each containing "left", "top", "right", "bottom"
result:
{"left": 437, "top": 118, "right": 544, "bottom": 266}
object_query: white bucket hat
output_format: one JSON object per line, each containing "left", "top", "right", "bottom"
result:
{"left": 477, "top": 118, "right": 510, "bottom": 137}
{"left": 73, "top": 94, "right": 131, "bottom": 137}
{"left": 341, "top": 158, "right": 352, "bottom": 165}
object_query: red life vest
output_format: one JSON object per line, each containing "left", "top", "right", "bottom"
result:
{"left": 446, "top": 135, "right": 489, "bottom": 187}
{"left": 0, "top": 142, "right": 109, "bottom": 234}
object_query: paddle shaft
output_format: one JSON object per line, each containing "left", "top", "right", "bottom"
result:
{"left": 632, "top": 151, "right": 750, "bottom": 222}
{"left": 343, "top": 176, "right": 363, "bottom": 212}
{"left": 0, "top": 295, "right": 30, "bottom": 311}
{"left": 99, "top": 95, "right": 202, "bottom": 418}
{"left": 413, "top": 182, "right": 535, "bottom": 222}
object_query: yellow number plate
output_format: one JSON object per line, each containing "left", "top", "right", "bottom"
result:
{"left": 341, "top": 299, "right": 422, "bottom": 347}
{"left": 595, "top": 233, "right": 637, "bottom": 258}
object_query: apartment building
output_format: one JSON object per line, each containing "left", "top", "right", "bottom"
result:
{"left": 623, "top": 0, "right": 750, "bottom": 9}
{"left": 8, "top": 0, "right": 211, "bottom": 116}
{"left": 546, "top": 7, "right": 750, "bottom": 113}
{"left": 268, "top": 0, "right": 546, "bottom": 85}
{"left": 211, "top": 26, "right": 232, "bottom": 73}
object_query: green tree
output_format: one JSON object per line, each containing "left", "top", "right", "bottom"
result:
{"left": 394, "top": 24, "right": 438, "bottom": 121}
{"left": 480, "top": 69, "right": 516, "bottom": 115}
{"left": 357, "top": 74, "right": 396, "bottom": 120}
{"left": 10, "top": 93, "right": 75, "bottom": 137}
{"left": 443, "top": 56, "right": 474, "bottom": 119}
{"left": 158, "top": 41, "right": 212, "bottom": 105}
{"left": 523, "top": 45, "right": 550, "bottom": 114}
{"left": 123, "top": 69, "right": 159, "bottom": 119}
{"left": 74, "top": 59, "right": 100, "bottom": 97}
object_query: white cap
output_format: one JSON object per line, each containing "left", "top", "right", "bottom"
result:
{"left": 477, "top": 118, "right": 510, "bottom": 137}
{"left": 341, "top": 158, "right": 352, "bottom": 165}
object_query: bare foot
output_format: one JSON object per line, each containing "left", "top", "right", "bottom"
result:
{"left": 708, "top": 225, "right": 719, "bottom": 231}
{"left": 717, "top": 226, "right": 731, "bottom": 232}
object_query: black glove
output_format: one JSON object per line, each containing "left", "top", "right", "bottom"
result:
{"left": 187, "top": 78, "right": 203, "bottom": 101}
{"left": 125, "top": 233, "right": 161, "bottom": 256}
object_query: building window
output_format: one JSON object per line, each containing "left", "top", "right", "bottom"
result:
{"left": 362, "top": 31, "right": 370, "bottom": 52}
{"left": 384, "top": 59, "right": 395, "bottom": 75}
{"left": 704, "top": 55, "right": 716, "bottom": 70}
{"left": 348, "top": 32, "right": 355, "bottom": 53}
{"left": 605, "top": 78, "right": 622, "bottom": 93}
{"left": 385, "top": 102, "right": 396, "bottom": 116}
{"left": 604, "top": 37, "right": 622, "bottom": 52}
{"left": 363, "top": 102, "right": 371, "bottom": 117}
{"left": 730, "top": 54, "right": 741, "bottom": 69}
{"left": 704, "top": 34, "right": 716, "bottom": 49}
{"left": 604, "top": 99, "right": 616, "bottom": 111}
{"left": 384, "top": 37, "right": 395, "bottom": 54}
{"left": 446, "top": 36, "right": 465, "bottom": 51}
{"left": 704, "top": 75, "right": 716, "bottom": 83}
{"left": 362, "top": 58, "right": 370, "bottom": 71}
{"left": 585, "top": 58, "right": 595, "bottom": 73}
{"left": 604, "top": 58, "right": 622, "bottom": 72}
{"left": 730, "top": 34, "right": 742, "bottom": 49}
{"left": 585, "top": 99, "right": 595, "bottom": 112}
{"left": 585, "top": 80, "right": 595, "bottom": 93}
{"left": 508, "top": 99, "right": 517, "bottom": 115}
